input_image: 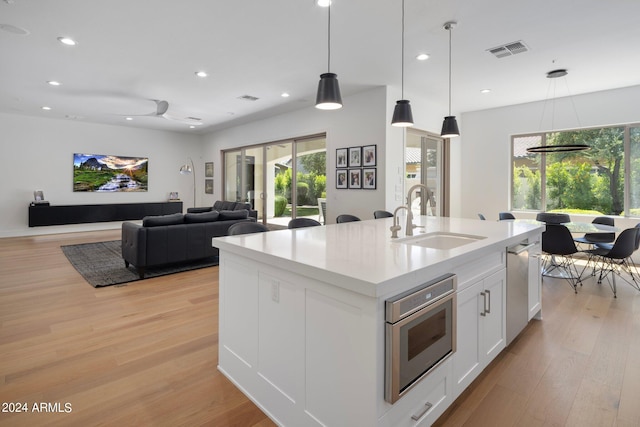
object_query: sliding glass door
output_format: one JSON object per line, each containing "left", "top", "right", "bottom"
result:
{"left": 223, "top": 135, "right": 326, "bottom": 226}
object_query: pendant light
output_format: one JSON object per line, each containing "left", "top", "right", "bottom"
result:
{"left": 441, "top": 21, "right": 460, "bottom": 138}
{"left": 526, "top": 69, "right": 590, "bottom": 153}
{"left": 391, "top": 0, "right": 414, "bottom": 127}
{"left": 315, "top": 2, "right": 343, "bottom": 110}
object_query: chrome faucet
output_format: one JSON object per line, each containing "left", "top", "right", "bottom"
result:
{"left": 390, "top": 205, "right": 408, "bottom": 238}
{"left": 405, "top": 184, "right": 430, "bottom": 236}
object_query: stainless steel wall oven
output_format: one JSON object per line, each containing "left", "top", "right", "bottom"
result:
{"left": 385, "top": 274, "right": 457, "bottom": 403}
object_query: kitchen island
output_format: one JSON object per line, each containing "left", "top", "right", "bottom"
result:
{"left": 213, "top": 216, "right": 543, "bottom": 426}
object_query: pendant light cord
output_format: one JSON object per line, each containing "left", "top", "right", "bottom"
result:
{"left": 401, "top": 0, "right": 405, "bottom": 98}
{"left": 327, "top": 4, "right": 331, "bottom": 72}
{"left": 448, "top": 25, "right": 452, "bottom": 115}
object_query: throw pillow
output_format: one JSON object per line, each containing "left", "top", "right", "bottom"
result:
{"left": 142, "top": 213, "right": 185, "bottom": 227}
{"left": 184, "top": 211, "right": 219, "bottom": 223}
{"left": 218, "top": 209, "right": 248, "bottom": 220}
{"left": 220, "top": 201, "right": 236, "bottom": 211}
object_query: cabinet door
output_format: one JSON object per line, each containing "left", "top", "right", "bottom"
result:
{"left": 481, "top": 269, "right": 506, "bottom": 363}
{"left": 453, "top": 280, "right": 483, "bottom": 395}
{"left": 528, "top": 242, "right": 542, "bottom": 320}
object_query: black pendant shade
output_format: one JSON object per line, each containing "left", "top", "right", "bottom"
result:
{"left": 316, "top": 72, "right": 343, "bottom": 110}
{"left": 441, "top": 21, "right": 460, "bottom": 138}
{"left": 441, "top": 116, "right": 460, "bottom": 138}
{"left": 391, "top": 100, "right": 414, "bottom": 127}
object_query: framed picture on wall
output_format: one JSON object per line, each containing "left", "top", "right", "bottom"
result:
{"left": 336, "top": 148, "right": 348, "bottom": 168}
{"left": 336, "top": 169, "right": 348, "bottom": 189}
{"left": 205, "top": 179, "right": 213, "bottom": 194}
{"left": 363, "top": 145, "right": 376, "bottom": 167}
{"left": 362, "top": 168, "right": 376, "bottom": 189}
{"left": 349, "top": 169, "right": 362, "bottom": 189}
{"left": 205, "top": 162, "right": 214, "bottom": 177}
{"left": 348, "top": 147, "right": 362, "bottom": 167}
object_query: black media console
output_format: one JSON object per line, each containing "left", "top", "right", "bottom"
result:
{"left": 28, "top": 202, "right": 183, "bottom": 227}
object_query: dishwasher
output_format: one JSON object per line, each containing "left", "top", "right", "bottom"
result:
{"left": 506, "top": 240, "right": 538, "bottom": 345}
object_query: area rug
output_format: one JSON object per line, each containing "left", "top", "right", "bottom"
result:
{"left": 61, "top": 240, "right": 218, "bottom": 288}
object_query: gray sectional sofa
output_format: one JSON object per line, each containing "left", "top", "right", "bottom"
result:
{"left": 121, "top": 209, "right": 254, "bottom": 278}
{"left": 187, "top": 200, "right": 258, "bottom": 219}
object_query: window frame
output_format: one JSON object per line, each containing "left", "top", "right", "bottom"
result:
{"left": 511, "top": 122, "right": 640, "bottom": 217}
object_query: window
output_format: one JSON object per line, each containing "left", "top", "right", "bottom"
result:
{"left": 223, "top": 134, "right": 326, "bottom": 225}
{"left": 512, "top": 124, "right": 639, "bottom": 216}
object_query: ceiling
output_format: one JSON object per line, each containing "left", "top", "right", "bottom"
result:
{"left": 1, "top": 0, "right": 639, "bottom": 134}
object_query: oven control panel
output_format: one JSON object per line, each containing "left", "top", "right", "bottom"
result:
{"left": 385, "top": 274, "right": 456, "bottom": 323}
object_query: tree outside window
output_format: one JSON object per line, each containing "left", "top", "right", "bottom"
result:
{"left": 512, "top": 125, "right": 632, "bottom": 216}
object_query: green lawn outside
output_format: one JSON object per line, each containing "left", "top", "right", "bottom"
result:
{"left": 282, "top": 206, "right": 319, "bottom": 217}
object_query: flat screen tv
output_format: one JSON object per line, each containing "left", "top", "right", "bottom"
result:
{"left": 73, "top": 153, "right": 148, "bottom": 192}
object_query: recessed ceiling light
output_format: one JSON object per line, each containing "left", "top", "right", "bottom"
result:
{"left": 189, "top": 125, "right": 196, "bottom": 129}
{"left": 47, "top": 80, "right": 61, "bottom": 86}
{"left": 57, "top": 37, "right": 77, "bottom": 46}
{"left": 281, "top": 92, "right": 290, "bottom": 98}
{"left": 41, "top": 106, "right": 51, "bottom": 110}
{"left": 316, "top": 0, "right": 331, "bottom": 6}
{"left": 480, "top": 89, "right": 491, "bottom": 94}
{"left": 416, "top": 53, "right": 430, "bottom": 61}
{"left": 125, "top": 117, "right": 133, "bottom": 121}
{"left": 195, "top": 71, "right": 208, "bottom": 78}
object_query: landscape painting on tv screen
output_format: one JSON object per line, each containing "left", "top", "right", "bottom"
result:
{"left": 73, "top": 153, "right": 148, "bottom": 192}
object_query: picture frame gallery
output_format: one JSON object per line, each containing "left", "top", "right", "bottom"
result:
{"left": 336, "top": 145, "right": 376, "bottom": 190}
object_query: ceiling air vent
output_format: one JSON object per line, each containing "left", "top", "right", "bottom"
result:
{"left": 487, "top": 40, "right": 529, "bottom": 58}
{"left": 238, "top": 95, "right": 259, "bottom": 101}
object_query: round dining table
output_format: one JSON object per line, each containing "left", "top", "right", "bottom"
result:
{"left": 506, "top": 218, "right": 620, "bottom": 280}
{"left": 508, "top": 218, "right": 620, "bottom": 233}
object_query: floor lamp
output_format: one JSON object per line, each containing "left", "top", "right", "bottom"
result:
{"left": 179, "top": 158, "right": 196, "bottom": 208}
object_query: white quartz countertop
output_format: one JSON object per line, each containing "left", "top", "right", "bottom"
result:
{"left": 213, "top": 216, "right": 544, "bottom": 297}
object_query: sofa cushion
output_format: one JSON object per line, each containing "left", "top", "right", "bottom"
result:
{"left": 142, "top": 213, "right": 184, "bottom": 227}
{"left": 220, "top": 201, "right": 237, "bottom": 210}
{"left": 184, "top": 211, "right": 220, "bottom": 223}
{"left": 234, "top": 202, "right": 252, "bottom": 211}
{"left": 213, "top": 200, "right": 225, "bottom": 211}
{"left": 218, "top": 209, "right": 249, "bottom": 221}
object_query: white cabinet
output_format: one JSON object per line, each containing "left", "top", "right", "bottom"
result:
{"left": 453, "top": 269, "right": 506, "bottom": 395}
{"left": 378, "top": 358, "right": 453, "bottom": 427}
{"left": 528, "top": 241, "right": 542, "bottom": 320}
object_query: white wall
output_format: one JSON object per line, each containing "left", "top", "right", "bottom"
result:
{"left": 201, "top": 87, "right": 393, "bottom": 223}
{"left": 460, "top": 85, "right": 640, "bottom": 223}
{"left": 0, "top": 113, "right": 202, "bottom": 237}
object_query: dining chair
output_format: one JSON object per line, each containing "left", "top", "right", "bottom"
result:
{"left": 541, "top": 224, "right": 582, "bottom": 293}
{"left": 228, "top": 222, "right": 269, "bottom": 235}
{"left": 574, "top": 216, "right": 615, "bottom": 246}
{"left": 373, "top": 210, "right": 394, "bottom": 219}
{"left": 336, "top": 214, "right": 361, "bottom": 223}
{"left": 477, "top": 213, "right": 486, "bottom": 220}
{"left": 288, "top": 218, "right": 322, "bottom": 229}
{"left": 584, "top": 227, "right": 640, "bottom": 298}
{"left": 536, "top": 212, "right": 571, "bottom": 224}
{"left": 498, "top": 212, "right": 515, "bottom": 220}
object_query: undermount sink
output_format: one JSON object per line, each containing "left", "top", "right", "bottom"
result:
{"left": 394, "top": 231, "right": 487, "bottom": 250}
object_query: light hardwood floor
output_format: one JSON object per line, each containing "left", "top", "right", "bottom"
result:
{"left": 1, "top": 230, "right": 640, "bottom": 426}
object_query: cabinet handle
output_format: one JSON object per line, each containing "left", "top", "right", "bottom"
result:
{"left": 480, "top": 291, "right": 487, "bottom": 316}
{"left": 485, "top": 289, "right": 491, "bottom": 314}
{"left": 411, "top": 401, "right": 433, "bottom": 421}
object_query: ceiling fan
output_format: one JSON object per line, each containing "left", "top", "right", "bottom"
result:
{"left": 126, "top": 99, "right": 203, "bottom": 126}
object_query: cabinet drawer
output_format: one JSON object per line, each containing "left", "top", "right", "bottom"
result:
{"left": 379, "top": 358, "right": 452, "bottom": 427}
{"left": 455, "top": 251, "right": 505, "bottom": 292}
